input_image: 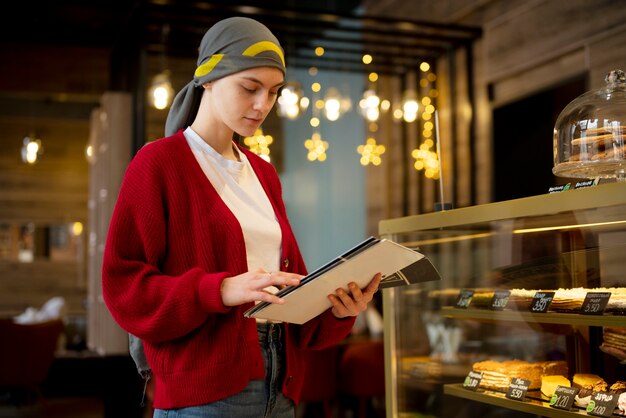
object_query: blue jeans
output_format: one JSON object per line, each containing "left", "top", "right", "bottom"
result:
{"left": 153, "top": 323, "right": 294, "bottom": 418}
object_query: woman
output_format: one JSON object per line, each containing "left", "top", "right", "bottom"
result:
{"left": 102, "top": 16, "right": 381, "bottom": 418}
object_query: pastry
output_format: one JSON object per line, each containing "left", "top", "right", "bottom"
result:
{"left": 472, "top": 359, "right": 568, "bottom": 391}
{"left": 470, "top": 290, "right": 495, "bottom": 308}
{"left": 611, "top": 381, "right": 626, "bottom": 394}
{"left": 573, "top": 373, "right": 608, "bottom": 391}
{"left": 600, "top": 327, "right": 626, "bottom": 362}
{"left": 541, "top": 375, "right": 571, "bottom": 397}
{"left": 571, "top": 133, "right": 616, "bottom": 145}
{"left": 550, "top": 287, "right": 587, "bottom": 312}
{"left": 568, "top": 125, "right": 624, "bottom": 162}
{"left": 572, "top": 373, "right": 608, "bottom": 407}
{"left": 509, "top": 288, "right": 544, "bottom": 310}
{"left": 582, "top": 126, "right": 625, "bottom": 134}
{"left": 618, "top": 392, "right": 626, "bottom": 416}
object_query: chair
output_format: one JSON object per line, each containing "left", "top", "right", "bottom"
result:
{"left": 0, "top": 318, "right": 64, "bottom": 405}
{"left": 338, "top": 340, "right": 385, "bottom": 418}
{"left": 297, "top": 345, "right": 340, "bottom": 418}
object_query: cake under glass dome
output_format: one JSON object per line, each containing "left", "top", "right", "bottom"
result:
{"left": 553, "top": 69, "right": 626, "bottom": 180}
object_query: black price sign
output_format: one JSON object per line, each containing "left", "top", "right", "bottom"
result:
{"left": 455, "top": 289, "right": 474, "bottom": 309}
{"left": 581, "top": 292, "right": 611, "bottom": 315}
{"left": 491, "top": 290, "right": 511, "bottom": 311}
{"left": 530, "top": 291, "right": 555, "bottom": 313}
{"left": 586, "top": 391, "right": 620, "bottom": 417}
{"left": 463, "top": 371, "right": 483, "bottom": 391}
{"left": 549, "top": 386, "right": 579, "bottom": 411}
{"left": 506, "top": 378, "right": 530, "bottom": 401}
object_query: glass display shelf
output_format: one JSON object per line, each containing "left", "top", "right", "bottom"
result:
{"left": 444, "top": 384, "right": 622, "bottom": 417}
{"left": 441, "top": 307, "right": 626, "bottom": 327}
{"left": 380, "top": 182, "right": 626, "bottom": 418}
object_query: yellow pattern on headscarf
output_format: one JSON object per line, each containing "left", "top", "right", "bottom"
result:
{"left": 194, "top": 54, "right": 225, "bottom": 78}
{"left": 241, "top": 41, "right": 285, "bottom": 67}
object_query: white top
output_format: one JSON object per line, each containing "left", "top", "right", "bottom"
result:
{"left": 184, "top": 127, "right": 282, "bottom": 276}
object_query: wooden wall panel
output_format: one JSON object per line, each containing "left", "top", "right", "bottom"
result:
{"left": 0, "top": 113, "right": 89, "bottom": 317}
{"left": 588, "top": 25, "right": 626, "bottom": 90}
{"left": 365, "top": 0, "right": 626, "bottom": 213}
{"left": 484, "top": 0, "right": 626, "bottom": 83}
{"left": 0, "top": 260, "right": 85, "bottom": 316}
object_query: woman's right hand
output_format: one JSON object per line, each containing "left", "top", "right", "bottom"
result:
{"left": 220, "top": 269, "right": 302, "bottom": 307}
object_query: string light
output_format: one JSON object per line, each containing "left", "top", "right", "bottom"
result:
{"left": 411, "top": 143, "right": 440, "bottom": 179}
{"left": 276, "top": 81, "right": 309, "bottom": 119}
{"left": 357, "top": 137, "right": 385, "bottom": 166}
{"left": 304, "top": 132, "right": 329, "bottom": 162}
{"left": 323, "top": 87, "right": 351, "bottom": 122}
{"left": 243, "top": 128, "right": 273, "bottom": 162}
{"left": 402, "top": 92, "right": 419, "bottom": 123}
{"left": 358, "top": 89, "right": 381, "bottom": 122}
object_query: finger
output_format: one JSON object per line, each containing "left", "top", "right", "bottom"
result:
{"left": 365, "top": 272, "right": 382, "bottom": 294}
{"left": 267, "top": 271, "right": 302, "bottom": 287}
{"left": 346, "top": 283, "right": 369, "bottom": 311}
{"left": 254, "top": 291, "right": 285, "bottom": 305}
{"left": 335, "top": 287, "right": 358, "bottom": 313}
{"left": 328, "top": 294, "right": 349, "bottom": 318}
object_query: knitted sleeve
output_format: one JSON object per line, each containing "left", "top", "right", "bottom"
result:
{"left": 102, "top": 142, "right": 231, "bottom": 344}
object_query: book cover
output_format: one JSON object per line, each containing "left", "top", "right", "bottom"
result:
{"left": 244, "top": 237, "right": 441, "bottom": 324}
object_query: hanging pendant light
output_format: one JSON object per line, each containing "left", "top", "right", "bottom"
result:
{"left": 323, "top": 87, "right": 351, "bottom": 122}
{"left": 276, "top": 81, "right": 309, "bottom": 119}
{"left": 21, "top": 134, "right": 43, "bottom": 164}
{"left": 149, "top": 70, "right": 175, "bottom": 110}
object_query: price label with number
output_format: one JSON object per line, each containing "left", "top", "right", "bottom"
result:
{"left": 491, "top": 290, "right": 511, "bottom": 311}
{"left": 549, "top": 386, "right": 579, "bottom": 410}
{"left": 506, "top": 378, "right": 530, "bottom": 401}
{"left": 581, "top": 292, "right": 611, "bottom": 315}
{"left": 463, "top": 371, "right": 483, "bottom": 391}
{"left": 586, "top": 391, "right": 620, "bottom": 417}
{"left": 455, "top": 289, "right": 475, "bottom": 309}
{"left": 530, "top": 291, "right": 555, "bottom": 313}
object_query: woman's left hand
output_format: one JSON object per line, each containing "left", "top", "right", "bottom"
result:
{"left": 328, "top": 272, "right": 382, "bottom": 319}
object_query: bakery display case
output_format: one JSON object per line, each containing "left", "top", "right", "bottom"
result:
{"left": 552, "top": 69, "right": 626, "bottom": 180}
{"left": 379, "top": 182, "right": 626, "bottom": 418}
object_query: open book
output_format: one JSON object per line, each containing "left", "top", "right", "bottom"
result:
{"left": 244, "top": 237, "right": 441, "bottom": 324}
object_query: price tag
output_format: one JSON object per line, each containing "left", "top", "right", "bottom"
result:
{"left": 455, "top": 289, "right": 474, "bottom": 309}
{"left": 586, "top": 391, "right": 620, "bottom": 417}
{"left": 506, "top": 378, "right": 530, "bottom": 401}
{"left": 530, "top": 291, "right": 555, "bottom": 313}
{"left": 549, "top": 386, "right": 579, "bottom": 411}
{"left": 491, "top": 290, "right": 511, "bottom": 311}
{"left": 581, "top": 292, "right": 611, "bottom": 315}
{"left": 463, "top": 371, "right": 483, "bottom": 391}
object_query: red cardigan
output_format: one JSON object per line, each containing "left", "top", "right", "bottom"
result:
{"left": 102, "top": 131, "right": 355, "bottom": 409}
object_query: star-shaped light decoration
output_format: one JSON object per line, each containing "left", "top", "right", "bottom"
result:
{"left": 243, "top": 128, "right": 273, "bottom": 162}
{"left": 357, "top": 137, "right": 385, "bottom": 166}
{"left": 304, "top": 132, "right": 329, "bottom": 162}
{"left": 411, "top": 140, "right": 440, "bottom": 179}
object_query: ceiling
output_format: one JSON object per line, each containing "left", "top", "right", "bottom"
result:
{"left": 2, "top": 0, "right": 481, "bottom": 75}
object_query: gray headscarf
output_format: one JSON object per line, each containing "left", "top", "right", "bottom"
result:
{"left": 165, "top": 17, "right": 286, "bottom": 136}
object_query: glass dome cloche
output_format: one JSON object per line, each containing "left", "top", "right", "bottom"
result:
{"left": 553, "top": 69, "right": 626, "bottom": 180}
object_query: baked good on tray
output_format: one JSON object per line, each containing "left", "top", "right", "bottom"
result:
{"left": 600, "top": 327, "right": 626, "bottom": 362}
{"left": 541, "top": 375, "right": 571, "bottom": 397}
{"left": 568, "top": 126, "right": 624, "bottom": 162}
{"left": 573, "top": 373, "right": 608, "bottom": 407}
{"left": 469, "top": 287, "right": 626, "bottom": 312}
{"left": 472, "top": 359, "right": 568, "bottom": 391}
